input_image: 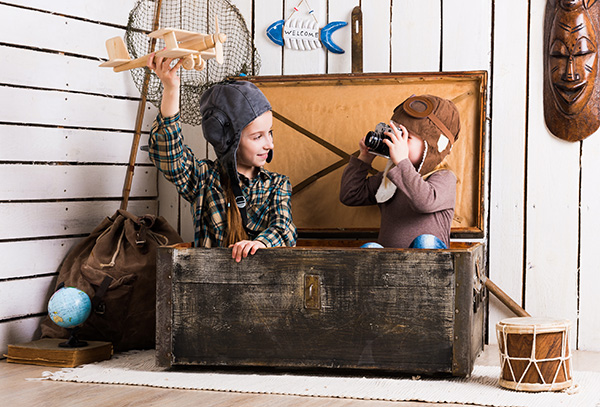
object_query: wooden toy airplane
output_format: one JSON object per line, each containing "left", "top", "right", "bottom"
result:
{"left": 100, "top": 18, "right": 226, "bottom": 72}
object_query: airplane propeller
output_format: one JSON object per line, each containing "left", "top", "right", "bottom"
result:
{"left": 213, "top": 16, "right": 225, "bottom": 64}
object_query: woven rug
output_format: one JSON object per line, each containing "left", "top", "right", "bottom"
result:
{"left": 37, "top": 350, "right": 600, "bottom": 407}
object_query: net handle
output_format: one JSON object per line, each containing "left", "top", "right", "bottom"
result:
{"left": 121, "top": 0, "right": 164, "bottom": 211}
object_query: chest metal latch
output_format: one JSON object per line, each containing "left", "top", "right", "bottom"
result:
{"left": 304, "top": 274, "right": 321, "bottom": 310}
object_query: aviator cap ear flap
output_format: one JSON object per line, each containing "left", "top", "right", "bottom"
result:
{"left": 200, "top": 107, "right": 235, "bottom": 158}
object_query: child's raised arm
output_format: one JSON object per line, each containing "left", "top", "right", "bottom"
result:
{"left": 147, "top": 52, "right": 183, "bottom": 117}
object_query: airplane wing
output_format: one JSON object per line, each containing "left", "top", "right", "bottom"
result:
{"left": 156, "top": 48, "right": 199, "bottom": 58}
{"left": 149, "top": 28, "right": 209, "bottom": 43}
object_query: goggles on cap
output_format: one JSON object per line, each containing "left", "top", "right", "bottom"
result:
{"left": 399, "top": 95, "right": 456, "bottom": 145}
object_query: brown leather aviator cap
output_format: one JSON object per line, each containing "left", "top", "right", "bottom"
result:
{"left": 392, "top": 95, "right": 461, "bottom": 175}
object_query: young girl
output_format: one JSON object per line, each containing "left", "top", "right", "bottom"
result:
{"left": 339, "top": 95, "right": 460, "bottom": 249}
{"left": 147, "top": 54, "right": 297, "bottom": 262}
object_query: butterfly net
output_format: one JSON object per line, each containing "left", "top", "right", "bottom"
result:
{"left": 126, "top": 0, "right": 261, "bottom": 125}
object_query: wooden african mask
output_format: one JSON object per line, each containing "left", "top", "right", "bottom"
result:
{"left": 544, "top": 0, "right": 600, "bottom": 141}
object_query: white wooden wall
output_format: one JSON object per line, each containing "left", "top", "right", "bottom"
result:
{"left": 0, "top": 0, "right": 158, "bottom": 352}
{"left": 2, "top": 0, "right": 599, "bottom": 355}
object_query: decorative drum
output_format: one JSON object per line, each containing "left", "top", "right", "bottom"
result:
{"left": 496, "top": 317, "right": 573, "bottom": 392}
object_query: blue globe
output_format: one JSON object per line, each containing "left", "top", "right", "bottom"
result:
{"left": 48, "top": 287, "right": 92, "bottom": 329}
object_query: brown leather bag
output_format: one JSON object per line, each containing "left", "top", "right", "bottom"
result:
{"left": 41, "top": 210, "right": 183, "bottom": 351}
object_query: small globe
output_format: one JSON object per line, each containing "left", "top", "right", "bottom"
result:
{"left": 48, "top": 287, "right": 92, "bottom": 329}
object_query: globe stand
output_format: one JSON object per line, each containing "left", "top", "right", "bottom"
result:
{"left": 59, "top": 326, "right": 88, "bottom": 348}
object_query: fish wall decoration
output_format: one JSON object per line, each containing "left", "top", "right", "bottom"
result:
{"left": 266, "top": 0, "right": 347, "bottom": 54}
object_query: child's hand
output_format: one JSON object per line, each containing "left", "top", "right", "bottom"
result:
{"left": 384, "top": 122, "right": 410, "bottom": 166}
{"left": 147, "top": 51, "right": 183, "bottom": 91}
{"left": 147, "top": 50, "right": 184, "bottom": 117}
{"left": 357, "top": 136, "right": 375, "bottom": 164}
{"left": 229, "top": 240, "right": 267, "bottom": 263}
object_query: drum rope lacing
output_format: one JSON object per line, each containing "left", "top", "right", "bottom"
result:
{"left": 497, "top": 322, "right": 573, "bottom": 391}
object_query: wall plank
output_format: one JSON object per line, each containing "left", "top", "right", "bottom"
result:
{"left": 579, "top": 134, "right": 600, "bottom": 351}
{"left": 0, "top": 316, "right": 45, "bottom": 355}
{"left": 442, "top": 0, "right": 491, "bottom": 71}
{"left": 0, "top": 200, "right": 158, "bottom": 240}
{"left": 0, "top": 125, "right": 150, "bottom": 164}
{"left": 255, "top": 0, "right": 284, "bottom": 75}
{"left": 1, "top": 165, "right": 156, "bottom": 200}
{"left": 487, "top": 0, "right": 529, "bottom": 342}
{"left": 6, "top": 0, "right": 135, "bottom": 26}
{"left": 391, "top": 0, "right": 441, "bottom": 72}
{"left": 0, "top": 277, "right": 56, "bottom": 320}
{"left": 175, "top": 123, "right": 209, "bottom": 242}
{"left": 172, "top": 125, "right": 208, "bottom": 243}
{"left": 0, "top": 4, "right": 125, "bottom": 58}
{"left": 0, "top": 87, "right": 155, "bottom": 131}
{"left": 0, "top": 46, "right": 139, "bottom": 98}
{"left": 326, "top": 0, "right": 356, "bottom": 74}
{"left": 231, "top": 0, "right": 252, "bottom": 31}
{"left": 158, "top": 175, "right": 181, "bottom": 237}
{"left": 524, "top": 0, "right": 579, "bottom": 323}
{"left": 180, "top": 200, "right": 196, "bottom": 244}
{"left": 0, "top": 238, "right": 81, "bottom": 280}
{"left": 362, "top": 0, "right": 391, "bottom": 73}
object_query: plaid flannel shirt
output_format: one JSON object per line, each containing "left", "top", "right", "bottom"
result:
{"left": 148, "top": 113, "right": 297, "bottom": 248}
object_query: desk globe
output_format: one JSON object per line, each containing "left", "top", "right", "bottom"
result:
{"left": 47, "top": 286, "right": 92, "bottom": 347}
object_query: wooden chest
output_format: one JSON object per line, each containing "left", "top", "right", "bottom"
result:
{"left": 155, "top": 72, "right": 488, "bottom": 376}
{"left": 156, "top": 242, "right": 486, "bottom": 376}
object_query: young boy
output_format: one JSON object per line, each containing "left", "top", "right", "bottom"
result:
{"left": 340, "top": 95, "right": 460, "bottom": 249}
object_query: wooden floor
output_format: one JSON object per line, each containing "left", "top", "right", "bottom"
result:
{"left": 3, "top": 345, "right": 600, "bottom": 407}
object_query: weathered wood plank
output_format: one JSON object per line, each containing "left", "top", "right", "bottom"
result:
{"left": 0, "top": 46, "right": 140, "bottom": 98}
{"left": 579, "top": 133, "right": 600, "bottom": 351}
{"left": 0, "top": 87, "right": 155, "bottom": 131}
{"left": 254, "top": 0, "right": 284, "bottom": 75}
{"left": 169, "top": 123, "right": 210, "bottom": 242}
{"left": 0, "top": 125, "right": 151, "bottom": 164}
{"left": 0, "top": 316, "right": 45, "bottom": 356}
{"left": 230, "top": 0, "right": 252, "bottom": 32}
{"left": 155, "top": 245, "right": 174, "bottom": 367}
{"left": 0, "top": 276, "right": 56, "bottom": 320}
{"left": 326, "top": 0, "right": 356, "bottom": 74}
{"left": 524, "top": 0, "right": 579, "bottom": 323}
{"left": 157, "top": 176, "right": 181, "bottom": 238}
{"left": 0, "top": 238, "right": 80, "bottom": 280}
{"left": 362, "top": 1, "right": 391, "bottom": 73}
{"left": 442, "top": 0, "right": 492, "bottom": 71}
{"left": 1, "top": 165, "right": 156, "bottom": 200}
{"left": 6, "top": 0, "right": 136, "bottom": 26}
{"left": 391, "top": 0, "right": 441, "bottom": 72}
{"left": 452, "top": 248, "right": 485, "bottom": 375}
{"left": 487, "top": 0, "right": 529, "bottom": 342}
{"left": 0, "top": 4, "right": 125, "bottom": 57}
{"left": 0, "top": 200, "right": 158, "bottom": 240}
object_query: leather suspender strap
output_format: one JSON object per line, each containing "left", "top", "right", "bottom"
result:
{"left": 227, "top": 166, "right": 250, "bottom": 232}
{"left": 92, "top": 276, "right": 113, "bottom": 315}
{"left": 231, "top": 180, "right": 249, "bottom": 229}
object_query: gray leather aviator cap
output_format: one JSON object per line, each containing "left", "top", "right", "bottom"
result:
{"left": 199, "top": 80, "right": 271, "bottom": 181}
